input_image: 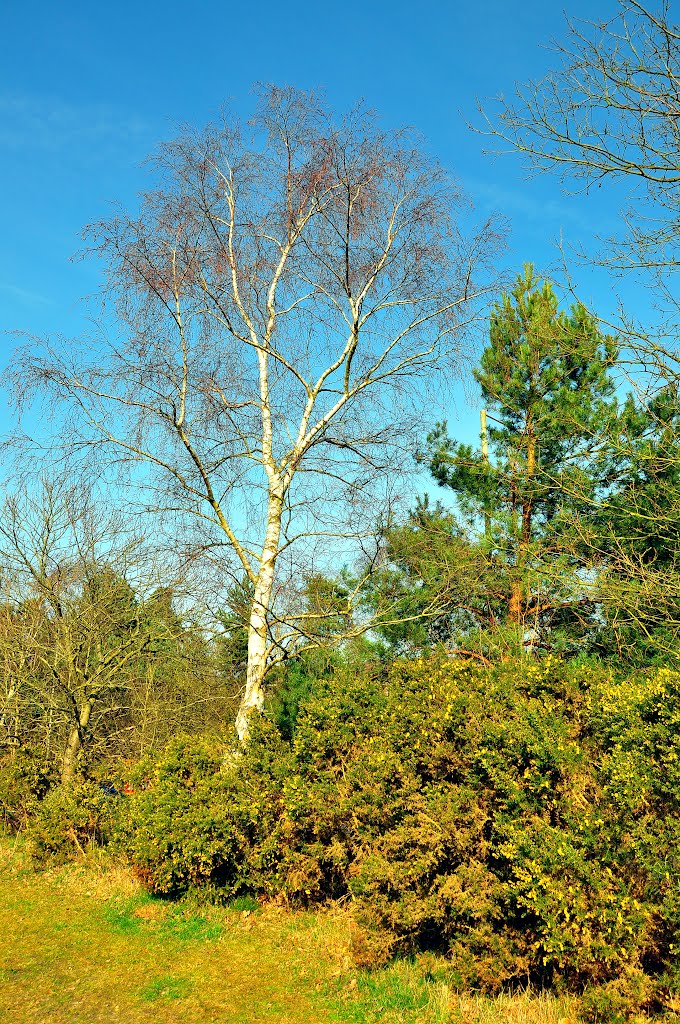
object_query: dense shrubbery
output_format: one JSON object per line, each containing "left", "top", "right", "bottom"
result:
{"left": 0, "top": 747, "right": 55, "bottom": 830}
{"left": 107, "top": 655, "right": 680, "bottom": 1013}
{"left": 27, "top": 779, "right": 119, "bottom": 861}
{"left": 120, "top": 726, "right": 292, "bottom": 897}
{"left": 7, "top": 653, "right": 680, "bottom": 1016}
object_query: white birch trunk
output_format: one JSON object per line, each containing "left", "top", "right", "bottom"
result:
{"left": 235, "top": 487, "right": 283, "bottom": 743}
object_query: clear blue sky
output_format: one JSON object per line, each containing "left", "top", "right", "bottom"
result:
{"left": 1, "top": 0, "right": 628, "bottom": 449}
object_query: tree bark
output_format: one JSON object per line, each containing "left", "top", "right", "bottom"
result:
{"left": 235, "top": 488, "right": 284, "bottom": 743}
{"left": 509, "top": 425, "right": 535, "bottom": 630}
{"left": 508, "top": 580, "right": 522, "bottom": 626}
{"left": 61, "top": 696, "right": 93, "bottom": 785}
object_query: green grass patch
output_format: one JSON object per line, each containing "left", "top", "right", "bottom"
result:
{"left": 139, "top": 975, "right": 193, "bottom": 1002}
{"left": 102, "top": 895, "right": 152, "bottom": 934}
{"left": 228, "top": 893, "right": 259, "bottom": 912}
{"left": 160, "top": 913, "right": 223, "bottom": 942}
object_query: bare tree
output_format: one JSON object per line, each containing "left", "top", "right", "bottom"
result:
{"left": 482, "top": 0, "right": 679, "bottom": 287}
{"left": 0, "top": 479, "right": 183, "bottom": 783}
{"left": 13, "top": 86, "right": 501, "bottom": 741}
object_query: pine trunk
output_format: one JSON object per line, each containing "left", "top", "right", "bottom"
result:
{"left": 509, "top": 427, "right": 536, "bottom": 630}
{"left": 509, "top": 580, "right": 523, "bottom": 625}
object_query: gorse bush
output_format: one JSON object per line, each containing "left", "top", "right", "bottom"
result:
{"left": 111, "top": 657, "right": 680, "bottom": 1009}
{"left": 119, "top": 726, "right": 293, "bottom": 898}
{"left": 0, "top": 748, "right": 55, "bottom": 831}
{"left": 27, "top": 778, "right": 118, "bottom": 861}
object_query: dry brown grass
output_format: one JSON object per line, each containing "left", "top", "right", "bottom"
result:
{"left": 450, "top": 992, "right": 578, "bottom": 1024}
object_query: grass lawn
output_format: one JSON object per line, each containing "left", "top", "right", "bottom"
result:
{"left": 0, "top": 836, "right": 581, "bottom": 1023}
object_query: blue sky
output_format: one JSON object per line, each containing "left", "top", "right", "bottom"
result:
{"left": 1, "top": 0, "right": 630, "bottom": 450}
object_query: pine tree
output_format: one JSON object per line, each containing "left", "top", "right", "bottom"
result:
{"left": 586, "top": 385, "right": 680, "bottom": 662}
{"left": 427, "top": 265, "right": 619, "bottom": 652}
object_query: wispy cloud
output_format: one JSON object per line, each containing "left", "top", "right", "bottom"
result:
{"left": 0, "top": 282, "right": 52, "bottom": 306}
{"left": 0, "top": 94, "right": 152, "bottom": 153}
{"left": 466, "top": 179, "right": 622, "bottom": 238}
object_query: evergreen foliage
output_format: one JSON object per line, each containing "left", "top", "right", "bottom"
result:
{"left": 425, "top": 265, "right": 619, "bottom": 652}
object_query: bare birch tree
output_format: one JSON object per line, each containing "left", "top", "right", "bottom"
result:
{"left": 13, "top": 87, "right": 501, "bottom": 740}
